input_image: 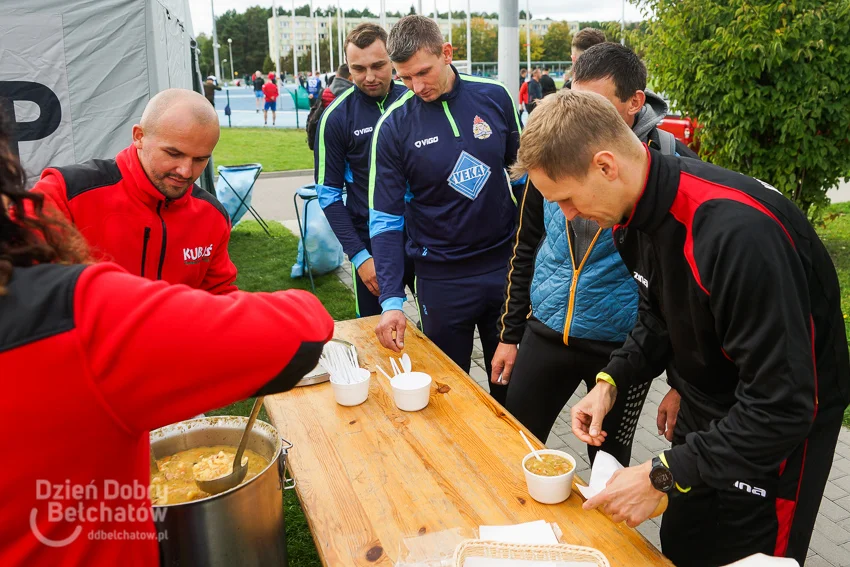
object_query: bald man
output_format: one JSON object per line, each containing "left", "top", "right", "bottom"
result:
{"left": 33, "top": 88, "right": 238, "bottom": 294}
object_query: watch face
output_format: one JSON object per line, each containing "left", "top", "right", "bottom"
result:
{"left": 651, "top": 466, "right": 675, "bottom": 492}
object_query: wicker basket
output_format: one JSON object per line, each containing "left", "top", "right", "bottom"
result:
{"left": 453, "top": 540, "right": 611, "bottom": 567}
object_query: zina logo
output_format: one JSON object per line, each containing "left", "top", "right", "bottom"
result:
{"left": 353, "top": 127, "right": 373, "bottom": 137}
{"left": 183, "top": 244, "right": 214, "bottom": 264}
{"left": 633, "top": 271, "right": 649, "bottom": 288}
{"left": 733, "top": 481, "right": 767, "bottom": 497}
{"left": 414, "top": 136, "right": 439, "bottom": 149}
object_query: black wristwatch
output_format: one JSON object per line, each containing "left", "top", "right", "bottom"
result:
{"left": 650, "top": 456, "right": 675, "bottom": 493}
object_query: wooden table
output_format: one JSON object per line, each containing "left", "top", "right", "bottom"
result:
{"left": 264, "top": 317, "right": 672, "bottom": 567}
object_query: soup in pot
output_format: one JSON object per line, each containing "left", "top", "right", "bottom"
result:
{"left": 525, "top": 454, "right": 573, "bottom": 476}
{"left": 150, "top": 445, "right": 268, "bottom": 505}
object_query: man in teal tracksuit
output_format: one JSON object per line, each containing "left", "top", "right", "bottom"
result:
{"left": 369, "top": 15, "right": 523, "bottom": 404}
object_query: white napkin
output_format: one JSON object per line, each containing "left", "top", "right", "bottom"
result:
{"left": 464, "top": 559, "right": 596, "bottom": 567}
{"left": 576, "top": 451, "right": 623, "bottom": 500}
{"left": 478, "top": 520, "right": 559, "bottom": 545}
{"left": 721, "top": 554, "right": 799, "bottom": 567}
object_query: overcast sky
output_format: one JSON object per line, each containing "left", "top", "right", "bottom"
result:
{"left": 189, "top": 0, "right": 647, "bottom": 36}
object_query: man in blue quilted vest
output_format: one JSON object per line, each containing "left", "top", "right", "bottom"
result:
{"left": 492, "top": 42, "right": 697, "bottom": 465}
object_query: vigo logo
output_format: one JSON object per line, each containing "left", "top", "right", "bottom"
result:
{"left": 733, "top": 481, "right": 767, "bottom": 497}
{"left": 353, "top": 127, "right": 373, "bottom": 137}
{"left": 183, "top": 244, "right": 214, "bottom": 264}
{"left": 414, "top": 136, "right": 439, "bottom": 148}
{"left": 633, "top": 271, "right": 649, "bottom": 288}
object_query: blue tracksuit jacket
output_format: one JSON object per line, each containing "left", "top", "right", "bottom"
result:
{"left": 369, "top": 66, "right": 523, "bottom": 311}
{"left": 314, "top": 83, "right": 407, "bottom": 269}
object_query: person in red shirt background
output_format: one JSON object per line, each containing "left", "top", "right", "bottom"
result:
{"left": 262, "top": 73, "right": 279, "bottom": 126}
{"left": 33, "top": 89, "right": 238, "bottom": 294}
{"left": 0, "top": 112, "right": 334, "bottom": 566}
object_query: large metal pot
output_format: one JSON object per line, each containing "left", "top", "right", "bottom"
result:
{"left": 149, "top": 416, "right": 295, "bottom": 566}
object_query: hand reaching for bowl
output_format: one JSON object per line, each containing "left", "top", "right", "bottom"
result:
{"left": 375, "top": 310, "right": 407, "bottom": 352}
{"left": 571, "top": 381, "right": 617, "bottom": 446}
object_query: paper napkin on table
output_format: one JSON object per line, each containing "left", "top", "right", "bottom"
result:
{"left": 478, "top": 520, "right": 559, "bottom": 544}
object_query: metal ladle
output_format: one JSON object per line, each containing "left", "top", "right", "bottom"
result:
{"left": 194, "top": 397, "right": 264, "bottom": 496}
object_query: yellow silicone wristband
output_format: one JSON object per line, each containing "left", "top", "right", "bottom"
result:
{"left": 658, "top": 452, "right": 691, "bottom": 493}
{"left": 595, "top": 372, "right": 617, "bottom": 388}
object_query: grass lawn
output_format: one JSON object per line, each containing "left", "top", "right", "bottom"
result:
{"left": 208, "top": 220, "right": 354, "bottom": 566}
{"left": 814, "top": 202, "right": 850, "bottom": 426}
{"left": 214, "top": 128, "right": 314, "bottom": 173}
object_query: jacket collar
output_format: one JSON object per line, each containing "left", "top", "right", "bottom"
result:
{"left": 436, "top": 65, "right": 463, "bottom": 103}
{"left": 116, "top": 145, "right": 194, "bottom": 209}
{"left": 620, "top": 145, "right": 680, "bottom": 234}
{"left": 356, "top": 83, "right": 394, "bottom": 106}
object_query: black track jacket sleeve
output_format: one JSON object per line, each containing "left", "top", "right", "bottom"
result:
{"left": 599, "top": 269, "right": 672, "bottom": 389}
{"left": 499, "top": 179, "right": 544, "bottom": 344}
{"left": 664, "top": 204, "right": 816, "bottom": 490}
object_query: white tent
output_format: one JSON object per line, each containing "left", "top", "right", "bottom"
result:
{"left": 2, "top": 0, "right": 199, "bottom": 184}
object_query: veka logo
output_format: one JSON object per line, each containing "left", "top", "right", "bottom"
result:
{"left": 0, "top": 81, "right": 62, "bottom": 157}
{"left": 183, "top": 244, "right": 214, "bottom": 264}
{"left": 633, "top": 271, "right": 649, "bottom": 288}
{"left": 733, "top": 481, "right": 767, "bottom": 497}
{"left": 353, "top": 127, "right": 373, "bottom": 137}
{"left": 414, "top": 136, "right": 439, "bottom": 148}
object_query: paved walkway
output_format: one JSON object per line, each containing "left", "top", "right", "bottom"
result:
{"left": 248, "top": 178, "right": 850, "bottom": 565}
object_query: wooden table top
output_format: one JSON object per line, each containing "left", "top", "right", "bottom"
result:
{"left": 264, "top": 316, "right": 672, "bottom": 567}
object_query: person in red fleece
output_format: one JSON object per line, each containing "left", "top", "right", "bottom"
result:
{"left": 0, "top": 115, "right": 334, "bottom": 566}
{"left": 33, "top": 88, "right": 238, "bottom": 295}
{"left": 262, "top": 73, "right": 279, "bottom": 126}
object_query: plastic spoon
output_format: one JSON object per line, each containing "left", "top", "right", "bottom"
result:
{"left": 519, "top": 430, "right": 544, "bottom": 462}
{"left": 194, "top": 397, "right": 264, "bottom": 495}
{"left": 401, "top": 353, "right": 412, "bottom": 373}
{"left": 390, "top": 357, "right": 402, "bottom": 377}
{"left": 376, "top": 364, "right": 392, "bottom": 381}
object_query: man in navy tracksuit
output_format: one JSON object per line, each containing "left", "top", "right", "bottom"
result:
{"left": 315, "top": 23, "right": 411, "bottom": 317}
{"left": 369, "top": 16, "right": 523, "bottom": 403}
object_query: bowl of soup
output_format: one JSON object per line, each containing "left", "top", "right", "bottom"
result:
{"left": 521, "top": 450, "right": 576, "bottom": 504}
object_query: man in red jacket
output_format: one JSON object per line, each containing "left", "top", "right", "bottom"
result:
{"left": 33, "top": 88, "right": 238, "bottom": 294}
{"left": 0, "top": 113, "right": 335, "bottom": 566}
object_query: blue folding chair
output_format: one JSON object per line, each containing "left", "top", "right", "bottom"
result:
{"left": 216, "top": 163, "right": 271, "bottom": 235}
{"left": 293, "top": 184, "right": 319, "bottom": 293}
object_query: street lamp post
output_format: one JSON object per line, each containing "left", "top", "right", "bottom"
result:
{"left": 227, "top": 38, "right": 234, "bottom": 83}
{"left": 215, "top": 43, "right": 223, "bottom": 81}
{"left": 525, "top": 0, "right": 531, "bottom": 76}
{"left": 466, "top": 0, "right": 471, "bottom": 71}
{"left": 211, "top": 0, "right": 221, "bottom": 80}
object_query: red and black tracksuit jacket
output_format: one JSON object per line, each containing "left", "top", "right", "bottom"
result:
{"left": 33, "top": 145, "right": 238, "bottom": 294}
{"left": 0, "top": 262, "right": 333, "bottom": 566}
{"left": 602, "top": 147, "right": 850, "bottom": 566}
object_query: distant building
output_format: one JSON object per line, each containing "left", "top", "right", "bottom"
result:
{"left": 267, "top": 15, "right": 579, "bottom": 62}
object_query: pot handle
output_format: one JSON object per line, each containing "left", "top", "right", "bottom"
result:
{"left": 279, "top": 437, "right": 296, "bottom": 491}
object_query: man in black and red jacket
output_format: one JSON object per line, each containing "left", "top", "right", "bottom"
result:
{"left": 514, "top": 90, "right": 850, "bottom": 567}
{"left": 33, "top": 88, "right": 238, "bottom": 294}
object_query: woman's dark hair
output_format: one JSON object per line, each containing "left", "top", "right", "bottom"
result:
{"left": 0, "top": 112, "right": 89, "bottom": 294}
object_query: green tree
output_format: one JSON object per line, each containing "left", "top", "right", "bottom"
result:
{"left": 519, "top": 29, "right": 545, "bottom": 62}
{"left": 262, "top": 54, "right": 274, "bottom": 74}
{"left": 196, "top": 33, "right": 214, "bottom": 78}
{"left": 638, "top": 0, "right": 850, "bottom": 216}
{"left": 453, "top": 18, "right": 498, "bottom": 62}
{"left": 542, "top": 21, "right": 572, "bottom": 61}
